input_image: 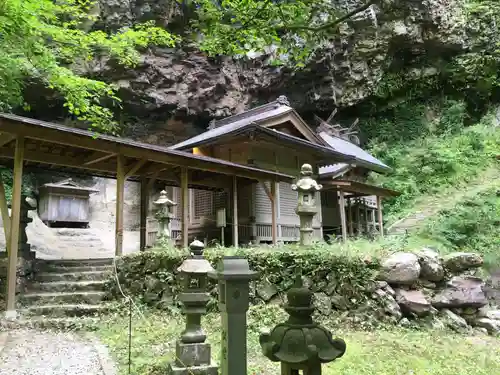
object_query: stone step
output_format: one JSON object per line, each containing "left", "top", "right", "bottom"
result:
{"left": 29, "top": 280, "right": 108, "bottom": 293}
{"left": 20, "top": 291, "right": 106, "bottom": 306}
{"left": 36, "top": 271, "right": 111, "bottom": 282}
{"left": 22, "top": 317, "right": 101, "bottom": 331}
{"left": 58, "top": 236, "right": 102, "bottom": 243}
{"left": 41, "top": 264, "right": 114, "bottom": 273}
{"left": 52, "top": 228, "right": 97, "bottom": 236}
{"left": 22, "top": 303, "right": 110, "bottom": 318}
{"left": 40, "top": 258, "right": 113, "bottom": 267}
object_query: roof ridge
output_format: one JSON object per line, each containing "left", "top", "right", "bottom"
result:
{"left": 209, "top": 95, "right": 290, "bottom": 129}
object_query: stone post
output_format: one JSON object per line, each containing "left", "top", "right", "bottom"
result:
{"left": 154, "top": 190, "right": 177, "bottom": 246}
{"left": 167, "top": 240, "right": 218, "bottom": 375}
{"left": 209, "top": 256, "right": 258, "bottom": 375}
{"left": 259, "top": 272, "right": 347, "bottom": 375}
{"left": 292, "top": 164, "right": 322, "bottom": 246}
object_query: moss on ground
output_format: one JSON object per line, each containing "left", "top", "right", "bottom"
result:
{"left": 93, "top": 306, "right": 500, "bottom": 375}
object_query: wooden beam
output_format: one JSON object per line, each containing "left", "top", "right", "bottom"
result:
{"left": 83, "top": 151, "right": 116, "bottom": 166}
{"left": 0, "top": 134, "right": 15, "bottom": 148}
{"left": 181, "top": 168, "right": 189, "bottom": 249}
{"left": 339, "top": 190, "right": 347, "bottom": 242}
{"left": 140, "top": 177, "right": 148, "bottom": 251}
{"left": 0, "top": 178, "right": 10, "bottom": 248}
{"left": 125, "top": 158, "right": 148, "bottom": 179}
{"left": 232, "top": 176, "right": 238, "bottom": 248}
{"left": 364, "top": 198, "right": 370, "bottom": 233}
{"left": 5, "top": 136, "right": 24, "bottom": 318}
{"left": 347, "top": 197, "right": 353, "bottom": 236}
{"left": 377, "top": 196, "right": 384, "bottom": 238}
{"left": 115, "top": 154, "right": 125, "bottom": 256}
{"left": 271, "top": 181, "right": 277, "bottom": 245}
{"left": 261, "top": 181, "right": 272, "bottom": 201}
{"left": 0, "top": 148, "right": 115, "bottom": 174}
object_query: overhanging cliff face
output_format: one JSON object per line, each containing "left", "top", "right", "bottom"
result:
{"left": 80, "top": 0, "right": 468, "bottom": 142}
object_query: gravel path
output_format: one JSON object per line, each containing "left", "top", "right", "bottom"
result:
{"left": 0, "top": 329, "right": 111, "bottom": 375}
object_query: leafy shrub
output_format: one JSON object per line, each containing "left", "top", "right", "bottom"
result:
{"left": 107, "top": 245, "right": 379, "bottom": 310}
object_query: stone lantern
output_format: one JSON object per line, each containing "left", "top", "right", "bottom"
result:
{"left": 168, "top": 240, "right": 218, "bottom": 375}
{"left": 291, "top": 164, "right": 322, "bottom": 246}
{"left": 153, "top": 189, "right": 176, "bottom": 245}
{"left": 259, "top": 273, "right": 346, "bottom": 375}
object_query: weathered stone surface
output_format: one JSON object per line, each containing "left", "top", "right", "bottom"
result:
{"left": 395, "top": 289, "right": 431, "bottom": 317}
{"left": 440, "top": 309, "right": 469, "bottom": 332}
{"left": 416, "top": 248, "right": 445, "bottom": 282}
{"left": 380, "top": 252, "right": 421, "bottom": 285}
{"left": 478, "top": 307, "right": 500, "bottom": 320}
{"left": 330, "top": 294, "right": 349, "bottom": 311}
{"left": 314, "top": 293, "right": 332, "bottom": 315}
{"left": 474, "top": 318, "right": 500, "bottom": 334}
{"left": 257, "top": 280, "right": 279, "bottom": 302}
{"left": 373, "top": 289, "right": 402, "bottom": 319}
{"left": 443, "top": 252, "right": 483, "bottom": 273}
{"left": 432, "top": 276, "right": 488, "bottom": 308}
{"left": 34, "top": 0, "right": 468, "bottom": 137}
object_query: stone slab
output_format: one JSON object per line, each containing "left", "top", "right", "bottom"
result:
{"left": 0, "top": 331, "right": 8, "bottom": 356}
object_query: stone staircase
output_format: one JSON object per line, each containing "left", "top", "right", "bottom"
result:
{"left": 19, "top": 258, "right": 114, "bottom": 323}
{"left": 50, "top": 228, "right": 110, "bottom": 257}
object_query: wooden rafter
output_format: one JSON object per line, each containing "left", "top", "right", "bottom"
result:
{"left": 83, "top": 151, "right": 117, "bottom": 166}
{"left": 125, "top": 158, "right": 148, "bottom": 179}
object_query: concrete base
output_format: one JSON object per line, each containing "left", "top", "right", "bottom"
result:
{"left": 4, "top": 309, "right": 17, "bottom": 320}
{"left": 167, "top": 363, "right": 218, "bottom": 375}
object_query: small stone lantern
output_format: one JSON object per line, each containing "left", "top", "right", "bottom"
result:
{"left": 259, "top": 273, "right": 346, "bottom": 375}
{"left": 291, "top": 164, "right": 322, "bottom": 246}
{"left": 153, "top": 190, "right": 176, "bottom": 245}
{"left": 168, "top": 240, "right": 218, "bottom": 375}
{"left": 209, "top": 256, "right": 258, "bottom": 375}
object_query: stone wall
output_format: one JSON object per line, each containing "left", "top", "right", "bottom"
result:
{"left": 107, "top": 246, "right": 500, "bottom": 335}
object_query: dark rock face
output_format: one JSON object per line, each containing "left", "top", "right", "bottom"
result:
{"left": 71, "top": 0, "right": 469, "bottom": 141}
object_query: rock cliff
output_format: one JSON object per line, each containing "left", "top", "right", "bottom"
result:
{"left": 41, "top": 0, "right": 472, "bottom": 142}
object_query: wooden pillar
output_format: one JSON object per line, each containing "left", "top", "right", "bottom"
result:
{"left": 339, "top": 190, "right": 347, "bottom": 242}
{"left": 139, "top": 177, "right": 148, "bottom": 251}
{"left": 181, "top": 168, "right": 189, "bottom": 249}
{"left": 0, "top": 178, "right": 11, "bottom": 248}
{"left": 232, "top": 176, "right": 238, "bottom": 247}
{"left": 377, "top": 196, "right": 384, "bottom": 237}
{"left": 5, "top": 136, "right": 24, "bottom": 318}
{"left": 347, "top": 197, "right": 353, "bottom": 236}
{"left": 115, "top": 154, "right": 125, "bottom": 256}
{"left": 372, "top": 208, "right": 376, "bottom": 231}
{"left": 364, "top": 198, "right": 370, "bottom": 233}
{"left": 271, "top": 181, "right": 277, "bottom": 245}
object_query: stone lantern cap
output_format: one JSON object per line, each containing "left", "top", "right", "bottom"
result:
{"left": 177, "top": 258, "right": 214, "bottom": 274}
{"left": 154, "top": 190, "right": 177, "bottom": 206}
{"left": 291, "top": 164, "right": 322, "bottom": 193}
{"left": 259, "top": 273, "right": 346, "bottom": 365}
{"left": 208, "top": 256, "right": 258, "bottom": 281}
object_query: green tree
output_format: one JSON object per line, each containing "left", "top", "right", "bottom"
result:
{"left": 190, "top": 0, "right": 378, "bottom": 66}
{"left": 0, "top": 0, "right": 176, "bottom": 133}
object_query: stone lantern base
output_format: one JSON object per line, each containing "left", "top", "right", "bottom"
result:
{"left": 167, "top": 341, "right": 218, "bottom": 375}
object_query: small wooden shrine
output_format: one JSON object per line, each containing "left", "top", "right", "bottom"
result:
{"left": 38, "top": 178, "right": 99, "bottom": 228}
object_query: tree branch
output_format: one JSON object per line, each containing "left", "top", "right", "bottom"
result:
{"left": 281, "top": 0, "right": 377, "bottom": 32}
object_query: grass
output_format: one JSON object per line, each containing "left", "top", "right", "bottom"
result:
{"left": 93, "top": 305, "right": 500, "bottom": 375}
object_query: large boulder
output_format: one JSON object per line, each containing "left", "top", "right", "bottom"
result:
{"left": 440, "top": 309, "right": 469, "bottom": 332}
{"left": 443, "top": 252, "right": 483, "bottom": 273}
{"left": 415, "top": 248, "right": 445, "bottom": 282}
{"left": 380, "top": 252, "right": 421, "bottom": 285}
{"left": 395, "top": 289, "right": 431, "bottom": 317}
{"left": 432, "top": 276, "right": 488, "bottom": 308}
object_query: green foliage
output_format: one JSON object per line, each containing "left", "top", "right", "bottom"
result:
{"left": 445, "top": 0, "right": 500, "bottom": 105}
{"left": 421, "top": 189, "right": 500, "bottom": 268}
{"left": 108, "top": 245, "right": 378, "bottom": 310}
{"left": 0, "top": 0, "right": 176, "bottom": 132}
{"left": 190, "top": 0, "right": 377, "bottom": 66}
{"left": 368, "top": 104, "right": 500, "bottom": 215}
{"left": 0, "top": 168, "right": 34, "bottom": 201}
